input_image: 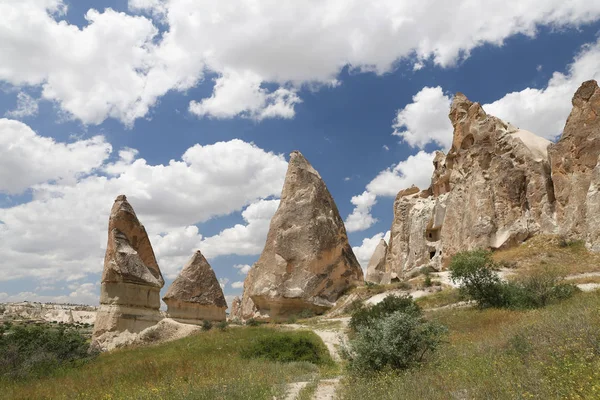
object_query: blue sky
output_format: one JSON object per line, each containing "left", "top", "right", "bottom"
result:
{"left": 1, "top": 0, "right": 599, "bottom": 307}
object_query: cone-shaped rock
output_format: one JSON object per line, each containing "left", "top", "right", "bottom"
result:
{"left": 163, "top": 251, "right": 227, "bottom": 323}
{"left": 365, "top": 239, "right": 388, "bottom": 284}
{"left": 244, "top": 151, "right": 364, "bottom": 319}
{"left": 549, "top": 80, "right": 600, "bottom": 243}
{"left": 92, "top": 195, "right": 164, "bottom": 348}
{"left": 229, "top": 296, "right": 242, "bottom": 320}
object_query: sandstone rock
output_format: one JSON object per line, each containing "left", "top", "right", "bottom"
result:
{"left": 384, "top": 93, "right": 556, "bottom": 280}
{"left": 365, "top": 239, "right": 388, "bottom": 284}
{"left": 549, "top": 80, "right": 600, "bottom": 241}
{"left": 92, "top": 195, "right": 164, "bottom": 347}
{"left": 163, "top": 251, "right": 227, "bottom": 323}
{"left": 243, "top": 151, "right": 364, "bottom": 319}
{"left": 229, "top": 296, "right": 241, "bottom": 320}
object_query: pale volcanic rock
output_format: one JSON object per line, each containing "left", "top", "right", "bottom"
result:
{"left": 92, "top": 195, "right": 165, "bottom": 348}
{"left": 549, "top": 80, "right": 600, "bottom": 241}
{"left": 243, "top": 151, "right": 364, "bottom": 319}
{"left": 365, "top": 239, "right": 388, "bottom": 284}
{"left": 229, "top": 296, "right": 241, "bottom": 320}
{"left": 384, "top": 93, "right": 556, "bottom": 280}
{"left": 163, "top": 251, "right": 227, "bottom": 323}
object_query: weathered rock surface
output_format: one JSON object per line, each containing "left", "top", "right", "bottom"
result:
{"left": 365, "top": 239, "right": 388, "bottom": 284}
{"left": 163, "top": 251, "right": 227, "bottom": 323}
{"left": 0, "top": 302, "right": 96, "bottom": 325}
{"left": 242, "top": 151, "right": 364, "bottom": 319}
{"left": 229, "top": 296, "right": 241, "bottom": 320}
{"left": 92, "top": 195, "right": 165, "bottom": 348}
{"left": 549, "top": 80, "right": 600, "bottom": 244}
{"left": 384, "top": 91, "right": 558, "bottom": 281}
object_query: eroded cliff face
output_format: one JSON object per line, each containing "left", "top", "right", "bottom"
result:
{"left": 365, "top": 239, "right": 388, "bottom": 284}
{"left": 241, "top": 151, "right": 364, "bottom": 319}
{"left": 549, "top": 80, "right": 600, "bottom": 243}
{"left": 92, "top": 195, "right": 164, "bottom": 349}
{"left": 382, "top": 80, "right": 600, "bottom": 280}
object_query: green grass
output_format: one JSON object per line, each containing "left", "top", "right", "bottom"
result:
{"left": 339, "top": 291, "right": 600, "bottom": 399}
{"left": 416, "top": 288, "right": 463, "bottom": 310}
{"left": 3, "top": 327, "right": 325, "bottom": 400}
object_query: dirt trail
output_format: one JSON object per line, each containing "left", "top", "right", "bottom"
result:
{"left": 312, "top": 378, "right": 341, "bottom": 400}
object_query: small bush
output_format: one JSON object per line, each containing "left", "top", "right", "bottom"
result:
{"left": 216, "top": 321, "right": 228, "bottom": 331}
{"left": 298, "top": 309, "right": 315, "bottom": 319}
{"left": 349, "top": 294, "right": 421, "bottom": 332}
{"left": 246, "top": 318, "right": 262, "bottom": 327}
{"left": 241, "top": 331, "right": 332, "bottom": 365}
{"left": 346, "top": 311, "right": 447, "bottom": 372}
{"left": 450, "top": 250, "right": 508, "bottom": 308}
{"left": 424, "top": 274, "right": 433, "bottom": 288}
{"left": 286, "top": 315, "right": 298, "bottom": 324}
{"left": 201, "top": 320, "right": 213, "bottom": 331}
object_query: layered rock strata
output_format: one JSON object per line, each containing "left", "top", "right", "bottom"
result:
{"left": 241, "top": 151, "right": 364, "bottom": 319}
{"left": 163, "top": 251, "right": 227, "bottom": 323}
{"left": 92, "top": 195, "right": 164, "bottom": 347}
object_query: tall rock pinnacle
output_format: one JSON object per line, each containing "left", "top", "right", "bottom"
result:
{"left": 242, "top": 151, "right": 364, "bottom": 319}
{"left": 92, "top": 195, "right": 164, "bottom": 349}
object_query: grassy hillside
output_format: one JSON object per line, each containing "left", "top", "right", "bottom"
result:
{"left": 3, "top": 327, "right": 329, "bottom": 400}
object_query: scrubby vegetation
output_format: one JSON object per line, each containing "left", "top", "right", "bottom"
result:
{"left": 450, "top": 249, "right": 578, "bottom": 309}
{"left": 339, "top": 291, "right": 600, "bottom": 399}
{"left": 0, "top": 323, "right": 96, "bottom": 380}
{"left": 345, "top": 295, "right": 447, "bottom": 372}
{"left": 241, "top": 330, "right": 332, "bottom": 366}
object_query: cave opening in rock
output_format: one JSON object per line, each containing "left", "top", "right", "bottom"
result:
{"left": 429, "top": 251, "right": 436, "bottom": 259}
{"left": 426, "top": 227, "right": 441, "bottom": 242}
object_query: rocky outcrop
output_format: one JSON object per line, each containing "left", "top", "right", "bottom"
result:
{"left": 92, "top": 195, "right": 164, "bottom": 348}
{"left": 229, "top": 297, "right": 241, "bottom": 320}
{"left": 365, "top": 239, "right": 388, "bottom": 284}
{"left": 549, "top": 80, "right": 600, "bottom": 245}
{"left": 163, "top": 251, "right": 227, "bottom": 323}
{"left": 384, "top": 90, "right": 559, "bottom": 280}
{"left": 242, "top": 151, "right": 364, "bottom": 319}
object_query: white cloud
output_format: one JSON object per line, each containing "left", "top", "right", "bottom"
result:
{"left": 5, "top": 92, "right": 39, "bottom": 118}
{"left": 189, "top": 70, "right": 301, "bottom": 120}
{"left": 352, "top": 231, "right": 390, "bottom": 271}
{"left": 345, "top": 151, "right": 435, "bottom": 232}
{"left": 345, "top": 191, "right": 378, "bottom": 233}
{"left": 0, "top": 282, "right": 99, "bottom": 305}
{"left": 2, "top": 1, "right": 600, "bottom": 125}
{"left": 382, "top": 145, "right": 389, "bottom": 151}
{"left": 483, "top": 40, "right": 600, "bottom": 140}
{"left": 219, "top": 278, "right": 230, "bottom": 289}
{"left": 0, "top": 119, "right": 112, "bottom": 194}
{"left": 234, "top": 264, "right": 252, "bottom": 275}
{"left": 231, "top": 281, "right": 244, "bottom": 289}
{"left": 0, "top": 123, "right": 287, "bottom": 283}
{"left": 392, "top": 86, "right": 453, "bottom": 150}
{"left": 200, "top": 199, "right": 279, "bottom": 258}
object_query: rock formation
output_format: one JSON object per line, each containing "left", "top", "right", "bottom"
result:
{"left": 229, "top": 296, "right": 241, "bottom": 320}
{"left": 163, "top": 251, "right": 227, "bottom": 323}
{"left": 365, "top": 239, "right": 388, "bottom": 284}
{"left": 92, "top": 195, "right": 164, "bottom": 348}
{"left": 241, "top": 151, "right": 364, "bottom": 319}
{"left": 549, "top": 80, "right": 600, "bottom": 246}
{"left": 384, "top": 88, "right": 561, "bottom": 281}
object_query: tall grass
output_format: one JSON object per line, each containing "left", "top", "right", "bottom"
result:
{"left": 3, "top": 327, "right": 323, "bottom": 400}
{"left": 339, "top": 291, "right": 600, "bottom": 399}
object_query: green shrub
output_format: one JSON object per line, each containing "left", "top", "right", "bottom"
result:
{"left": 246, "top": 318, "right": 262, "bottom": 327}
{"left": 201, "top": 320, "right": 213, "bottom": 331}
{"left": 297, "top": 309, "right": 315, "bottom": 319}
{"left": 424, "top": 274, "right": 433, "bottom": 288}
{"left": 216, "top": 321, "right": 229, "bottom": 331}
{"left": 0, "top": 324, "right": 96, "bottom": 379}
{"left": 346, "top": 311, "right": 447, "bottom": 372}
{"left": 349, "top": 294, "right": 421, "bottom": 332}
{"left": 241, "top": 331, "right": 332, "bottom": 365}
{"left": 450, "top": 250, "right": 508, "bottom": 308}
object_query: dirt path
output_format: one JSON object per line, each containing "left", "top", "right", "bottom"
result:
{"left": 312, "top": 378, "right": 341, "bottom": 400}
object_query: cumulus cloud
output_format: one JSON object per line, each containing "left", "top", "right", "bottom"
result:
{"left": 200, "top": 199, "right": 279, "bottom": 258}
{"left": 392, "top": 87, "right": 453, "bottom": 150}
{"left": 483, "top": 40, "right": 600, "bottom": 140}
{"left": 345, "top": 151, "right": 435, "bottom": 232}
{"left": 2, "top": 0, "right": 600, "bottom": 125}
{"left": 234, "top": 264, "right": 252, "bottom": 275}
{"left": 345, "top": 191, "right": 378, "bottom": 233}
{"left": 0, "top": 119, "right": 112, "bottom": 194}
{"left": 352, "top": 231, "right": 390, "bottom": 271}
{"left": 231, "top": 281, "right": 244, "bottom": 289}
{"left": 0, "top": 121, "right": 287, "bottom": 283}
{"left": 5, "top": 92, "right": 39, "bottom": 118}
{"left": 0, "top": 282, "right": 99, "bottom": 305}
